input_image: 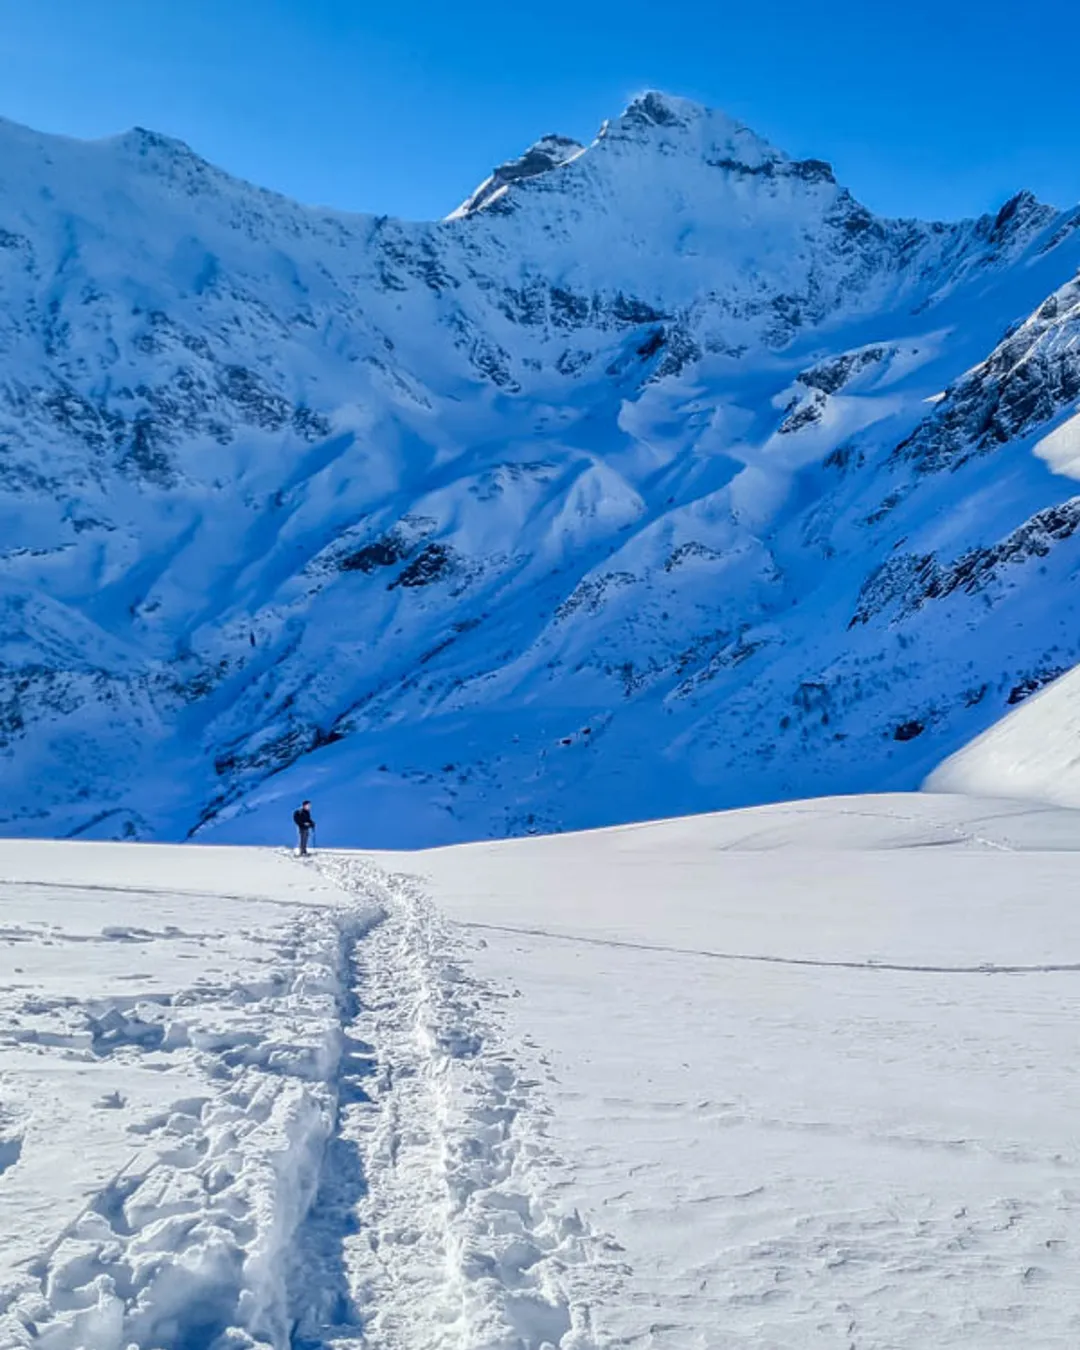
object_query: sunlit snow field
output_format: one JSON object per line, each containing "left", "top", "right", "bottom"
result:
{"left": 3, "top": 788, "right": 1080, "bottom": 1347}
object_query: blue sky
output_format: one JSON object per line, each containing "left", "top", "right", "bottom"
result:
{"left": 0, "top": 0, "right": 1077, "bottom": 222}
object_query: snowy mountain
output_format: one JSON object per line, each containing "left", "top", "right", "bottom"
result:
{"left": 4, "top": 90, "right": 1080, "bottom": 845}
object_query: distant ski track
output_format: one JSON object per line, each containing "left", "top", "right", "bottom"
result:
{"left": 0, "top": 878, "right": 319, "bottom": 908}
{"left": 455, "top": 921, "right": 1080, "bottom": 976}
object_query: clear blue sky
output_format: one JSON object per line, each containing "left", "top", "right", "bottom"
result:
{"left": 1, "top": 0, "right": 1077, "bottom": 223}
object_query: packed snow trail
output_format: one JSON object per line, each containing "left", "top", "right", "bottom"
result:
{"left": 301, "top": 852, "right": 622, "bottom": 1349}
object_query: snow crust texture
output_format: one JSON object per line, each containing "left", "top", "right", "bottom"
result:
{"left": 5, "top": 93, "right": 1080, "bottom": 842}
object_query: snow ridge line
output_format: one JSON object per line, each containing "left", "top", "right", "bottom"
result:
{"left": 313, "top": 852, "right": 625, "bottom": 1350}
{"left": 1, "top": 898, "right": 381, "bottom": 1350}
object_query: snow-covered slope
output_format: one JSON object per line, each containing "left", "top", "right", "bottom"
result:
{"left": 5, "top": 92, "right": 1080, "bottom": 844}
{"left": 6, "top": 793, "right": 1080, "bottom": 1347}
{"left": 926, "top": 663, "right": 1080, "bottom": 807}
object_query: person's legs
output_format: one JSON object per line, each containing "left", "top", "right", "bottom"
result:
{"left": 299, "top": 826, "right": 310, "bottom": 856}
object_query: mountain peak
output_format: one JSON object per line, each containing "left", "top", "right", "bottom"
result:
{"left": 123, "top": 125, "right": 198, "bottom": 156}
{"left": 98, "top": 124, "right": 233, "bottom": 197}
{"left": 448, "top": 92, "right": 826, "bottom": 221}
{"left": 103, "top": 125, "right": 212, "bottom": 173}
{"left": 447, "top": 132, "right": 585, "bottom": 219}
{"left": 598, "top": 90, "right": 799, "bottom": 176}
{"left": 620, "top": 90, "right": 708, "bottom": 128}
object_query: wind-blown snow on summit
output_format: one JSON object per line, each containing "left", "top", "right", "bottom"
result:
{"left": 3, "top": 91, "right": 1080, "bottom": 844}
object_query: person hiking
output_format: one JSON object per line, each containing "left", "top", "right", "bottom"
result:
{"left": 293, "top": 800, "right": 315, "bottom": 856}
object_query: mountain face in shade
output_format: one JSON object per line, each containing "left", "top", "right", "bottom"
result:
{"left": 2, "top": 91, "right": 1080, "bottom": 846}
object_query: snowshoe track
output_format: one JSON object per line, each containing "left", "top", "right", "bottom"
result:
{"left": 307, "top": 853, "right": 623, "bottom": 1350}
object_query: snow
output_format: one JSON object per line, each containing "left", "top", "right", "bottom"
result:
{"left": 926, "top": 663, "right": 1080, "bottom": 808}
{"left": 6, "top": 792, "right": 1080, "bottom": 1346}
